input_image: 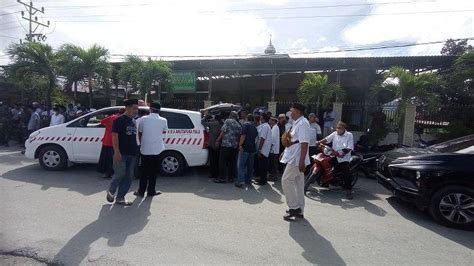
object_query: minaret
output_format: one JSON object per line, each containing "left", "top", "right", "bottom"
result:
{"left": 264, "top": 37, "right": 276, "bottom": 55}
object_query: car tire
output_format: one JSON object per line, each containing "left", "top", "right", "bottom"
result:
{"left": 158, "top": 151, "right": 185, "bottom": 176}
{"left": 429, "top": 185, "right": 474, "bottom": 230}
{"left": 38, "top": 145, "right": 68, "bottom": 171}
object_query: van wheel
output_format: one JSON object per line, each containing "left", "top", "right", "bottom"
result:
{"left": 429, "top": 185, "right": 474, "bottom": 230}
{"left": 158, "top": 151, "right": 185, "bottom": 176}
{"left": 38, "top": 145, "right": 68, "bottom": 171}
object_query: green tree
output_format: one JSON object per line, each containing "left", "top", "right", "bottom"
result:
{"left": 118, "top": 55, "right": 144, "bottom": 98}
{"left": 441, "top": 38, "right": 473, "bottom": 56}
{"left": 140, "top": 58, "right": 172, "bottom": 100}
{"left": 59, "top": 44, "right": 110, "bottom": 108}
{"left": 297, "top": 73, "right": 345, "bottom": 115}
{"left": 56, "top": 44, "right": 86, "bottom": 102}
{"left": 373, "top": 66, "right": 441, "bottom": 143}
{"left": 7, "top": 42, "right": 57, "bottom": 108}
{"left": 111, "top": 63, "right": 121, "bottom": 103}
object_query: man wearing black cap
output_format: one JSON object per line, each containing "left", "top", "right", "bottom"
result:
{"left": 134, "top": 102, "right": 168, "bottom": 197}
{"left": 107, "top": 99, "right": 139, "bottom": 205}
{"left": 280, "top": 103, "right": 311, "bottom": 221}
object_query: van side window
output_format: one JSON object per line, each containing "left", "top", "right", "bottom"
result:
{"left": 160, "top": 111, "right": 194, "bottom": 129}
{"left": 67, "top": 109, "right": 119, "bottom": 128}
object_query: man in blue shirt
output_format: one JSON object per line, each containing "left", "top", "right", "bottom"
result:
{"left": 106, "top": 99, "right": 139, "bottom": 206}
{"left": 235, "top": 114, "right": 258, "bottom": 188}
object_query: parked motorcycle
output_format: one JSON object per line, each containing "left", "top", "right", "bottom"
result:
{"left": 304, "top": 144, "right": 372, "bottom": 193}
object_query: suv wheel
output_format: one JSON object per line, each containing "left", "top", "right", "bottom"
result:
{"left": 158, "top": 151, "right": 185, "bottom": 176}
{"left": 429, "top": 185, "right": 474, "bottom": 230}
{"left": 38, "top": 145, "right": 68, "bottom": 171}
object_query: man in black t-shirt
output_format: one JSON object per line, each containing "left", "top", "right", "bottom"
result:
{"left": 106, "top": 99, "right": 139, "bottom": 205}
{"left": 235, "top": 114, "right": 258, "bottom": 188}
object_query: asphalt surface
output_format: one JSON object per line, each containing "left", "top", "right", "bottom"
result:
{"left": 0, "top": 146, "right": 473, "bottom": 265}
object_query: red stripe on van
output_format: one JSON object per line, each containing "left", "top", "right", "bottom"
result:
{"left": 170, "top": 138, "right": 175, "bottom": 144}
{"left": 187, "top": 138, "right": 192, "bottom": 144}
{"left": 192, "top": 139, "right": 197, "bottom": 145}
{"left": 181, "top": 138, "right": 187, "bottom": 144}
{"left": 197, "top": 139, "right": 202, "bottom": 146}
{"left": 83, "top": 137, "right": 88, "bottom": 142}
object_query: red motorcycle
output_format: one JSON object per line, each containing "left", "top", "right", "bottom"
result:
{"left": 304, "top": 144, "right": 364, "bottom": 193}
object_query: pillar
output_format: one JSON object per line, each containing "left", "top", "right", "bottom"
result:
{"left": 333, "top": 102, "right": 343, "bottom": 124}
{"left": 268, "top": 101, "right": 277, "bottom": 116}
{"left": 402, "top": 104, "right": 416, "bottom": 146}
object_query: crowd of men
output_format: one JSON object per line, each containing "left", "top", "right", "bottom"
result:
{"left": 0, "top": 101, "right": 94, "bottom": 147}
{"left": 202, "top": 103, "right": 354, "bottom": 221}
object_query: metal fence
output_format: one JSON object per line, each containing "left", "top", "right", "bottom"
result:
{"left": 342, "top": 102, "right": 400, "bottom": 132}
{"left": 416, "top": 104, "right": 474, "bottom": 130}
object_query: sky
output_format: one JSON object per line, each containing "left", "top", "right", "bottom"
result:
{"left": 0, "top": 0, "right": 473, "bottom": 64}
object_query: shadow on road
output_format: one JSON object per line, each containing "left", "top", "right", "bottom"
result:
{"left": 53, "top": 198, "right": 151, "bottom": 265}
{"left": 1, "top": 164, "right": 108, "bottom": 196}
{"left": 2, "top": 164, "right": 284, "bottom": 204}
{"left": 387, "top": 197, "right": 474, "bottom": 249}
{"left": 289, "top": 219, "right": 346, "bottom": 265}
{"left": 305, "top": 187, "right": 387, "bottom": 217}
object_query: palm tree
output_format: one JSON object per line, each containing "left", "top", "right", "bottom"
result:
{"left": 119, "top": 55, "right": 144, "bottom": 98}
{"left": 56, "top": 44, "right": 85, "bottom": 102}
{"left": 7, "top": 42, "right": 57, "bottom": 109}
{"left": 60, "top": 44, "right": 110, "bottom": 108}
{"left": 140, "top": 58, "right": 172, "bottom": 100}
{"left": 374, "top": 66, "right": 441, "bottom": 143}
{"left": 297, "top": 73, "right": 345, "bottom": 115}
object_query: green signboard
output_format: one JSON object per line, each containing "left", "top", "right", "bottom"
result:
{"left": 171, "top": 71, "right": 196, "bottom": 92}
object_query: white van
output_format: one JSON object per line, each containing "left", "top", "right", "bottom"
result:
{"left": 25, "top": 106, "right": 209, "bottom": 176}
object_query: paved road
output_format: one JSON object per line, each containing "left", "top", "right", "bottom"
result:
{"left": 0, "top": 146, "right": 473, "bottom": 265}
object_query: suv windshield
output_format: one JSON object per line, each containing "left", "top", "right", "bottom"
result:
{"left": 429, "top": 134, "right": 474, "bottom": 153}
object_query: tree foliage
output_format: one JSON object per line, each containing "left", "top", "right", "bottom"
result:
{"left": 6, "top": 42, "right": 57, "bottom": 108}
{"left": 118, "top": 55, "right": 172, "bottom": 99}
{"left": 297, "top": 73, "right": 345, "bottom": 114}
{"left": 441, "top": 39, "right": 473, "bottom": 56}
{"left": 57, "top": 44, "right": 110, "bottom": 107}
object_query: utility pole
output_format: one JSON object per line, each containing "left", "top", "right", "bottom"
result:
{"left": 17, "top": 0, "right": 50, "bottom": 42}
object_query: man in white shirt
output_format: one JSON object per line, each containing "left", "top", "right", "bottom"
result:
{"left": 308, "top": 113, "right": 322, "bottom": 157}
{"left": 134, "top": 102, "right": 168, "bottom": 197}
{"left": 318, "top": 121, "right": 354, "bottom": 199}
{"left": 255, "top": 113, "right": 272, "bottom": 186}
{"left": 280, "top": 103, "right": 310, "bottom": 221}
{"left": 268, "top": 117, "right": 280, "bottom": 180}
{"left": 50, "top": 107, "right": 65, "bottom": 126}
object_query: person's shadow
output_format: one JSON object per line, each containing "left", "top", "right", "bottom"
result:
{"left": 53, "top": 198, "right": 151, "bottom": 265}
{"left": 289, "top": 219, "right": 346, "bottom": 265}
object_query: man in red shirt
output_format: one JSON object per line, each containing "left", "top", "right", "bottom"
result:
{"left": 97, "top": 109, "right": 124, "bottom": 178}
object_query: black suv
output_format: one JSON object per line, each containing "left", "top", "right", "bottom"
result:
{"left": 376, "top": 135, "right": 474, "bottom": 229}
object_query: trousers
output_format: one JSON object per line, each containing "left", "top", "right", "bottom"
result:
{"left": 138, "top": 154, "right": 160, "bottom": 194}
{"left": 282, "top": 163, "right": 305, "bottom": 212}
{"left": 109, "top": 155, "right": 137, "bottom": 201}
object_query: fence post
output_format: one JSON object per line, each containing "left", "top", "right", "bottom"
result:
{"left": 203, "top": 100, "right": 213, "bottom": 108}
{"left": 268, "top": 101, "right": 277, "bottom": 116}
{"left": 402, "top": 104, "right": 416, "bottom": 146}
{"left": 333, "top": 102, "right": 343, "bottom": 123}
